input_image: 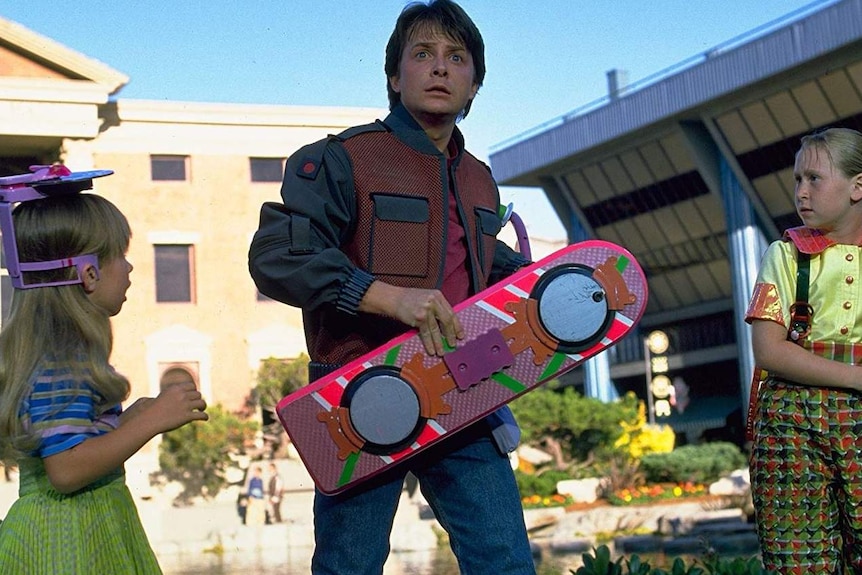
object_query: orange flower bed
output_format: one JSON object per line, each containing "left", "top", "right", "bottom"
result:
{"left": 607, "top": 482, "right": 706, "bottom": 506}
{"left": 520, "top": 493, "right": 575, "bottom": 509}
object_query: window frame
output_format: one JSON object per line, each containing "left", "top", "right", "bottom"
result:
{"left": 249, "top": 157, "right": 285, "bottom": 183}
{"left": 147, "top": 232, "right": 201, "bottom": 304}
{"left": 150, "top": 155, "right": 189, "bottom": 182}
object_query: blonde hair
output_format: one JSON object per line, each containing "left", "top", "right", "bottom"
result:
{"left": 0, "top": 193, "right": 131, "bottom": 462}
{"left": 799, "top": 127, "right": 862, "bottom": 179}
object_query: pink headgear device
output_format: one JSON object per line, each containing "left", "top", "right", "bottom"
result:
{"left": 0, "top": 164, "right": 113, "bottom": 289}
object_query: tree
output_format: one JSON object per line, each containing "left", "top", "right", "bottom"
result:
{"left": 510, "top": 385, "right": 641, "bottom": 471}
{"left": 252, "top": 354, "right": 309, "bottom": 454}
{"left": 157, "top": 404, "right": 258, "bottom": 503}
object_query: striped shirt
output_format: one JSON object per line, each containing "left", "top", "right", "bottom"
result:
{"left": 20, "top": 359, "right": 121, "bottom": 458}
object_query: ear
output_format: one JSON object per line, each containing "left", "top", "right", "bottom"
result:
{"left": 81, "top": 263, "right": 99, "bottom": 294}
{"left": 389, "top": 75, "right": 401, "bottom": 94}
{"left": 852, "top": 173, "right": 862, "bottom": 203}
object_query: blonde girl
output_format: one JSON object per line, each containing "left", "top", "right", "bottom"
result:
{"left": 747, "top": 128, "right": 862, "bottom": 573}
{"left": 0, "top": 185, "right": 208, "bottom": 574}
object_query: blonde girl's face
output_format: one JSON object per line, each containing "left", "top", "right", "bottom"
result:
{"left": 794, "top": 145, "right": 862, "bottom": 237}
{"left": 87, "top": 255, "right": 133, "bottom": 316}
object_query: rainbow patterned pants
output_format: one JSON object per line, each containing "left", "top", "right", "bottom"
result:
{"left": 750, "top": 379, "right": 862, "bottom": 574}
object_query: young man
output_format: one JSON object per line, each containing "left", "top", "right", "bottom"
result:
{"left": 249, "top": 1, "right": 535, "bottom": 573}
{"left": 267, "top": 462, "right": 284, "bottom": 524}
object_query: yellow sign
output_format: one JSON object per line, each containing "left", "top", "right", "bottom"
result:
{"left": 650, "top": 374, "right": 672, "bottom": 398}
{"left": 650, "top": 356, "right": 669, "bottom": 373}
{"left": 647, "top": 330, "right": 669, "bottom": 354}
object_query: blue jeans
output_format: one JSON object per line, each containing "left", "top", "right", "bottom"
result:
{"left": 310, "top": 421, "right": 536, "bottom": 575}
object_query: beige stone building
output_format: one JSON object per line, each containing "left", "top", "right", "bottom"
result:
{"left": 0, "top": 16, "right": 385, "bottom": 418}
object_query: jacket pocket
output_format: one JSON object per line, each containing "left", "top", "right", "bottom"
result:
{"left": 369, "top": 194, "right": 430, "bottom": 277}
{"left": 474, "top": 207, "right": 501, "bottom": 277}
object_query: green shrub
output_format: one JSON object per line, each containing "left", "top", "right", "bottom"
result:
{"left": 639, "top": 442, "right": 747, "bottom": 485}
{"left": 510, "top": 386, "right": 640, "bottom": 468}
{"left": 514, "top": 468, "right": 572, "bottom": 497}
{"left": 157, "top": 404, "right": 258, "bottom": 502}
{"left": 572, "top": 545, "right": 771, "bottom": 575}
{"left": 251, "top": 355, "right": 309, "bottom": 455}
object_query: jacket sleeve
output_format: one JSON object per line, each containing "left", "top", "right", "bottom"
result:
{"left": 248, "top": 139, "right": 374, "bottom": 313}
{"left": 488, "top": 239, "right": 531, "bottom": 287}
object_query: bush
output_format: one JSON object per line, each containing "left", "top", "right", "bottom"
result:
{"left": 639, "top": 442, "right": 747, "bottom": 485}
{"left": 157, "top": 404, "right": 258, "bottom": 502}
{"left": 511, "top": 386, "right": 641, "bottom": 470}
{"left": 251, "top": 355, "right": 309, "bottom": 455}
{"left": 514, "top": 468, "right": 572, "bottom": 498}
{"left": 615, "top": 402, "right": 675, "bottom": 459}
{"left": 573, "top": 544, "right": 771, "bottom": 575}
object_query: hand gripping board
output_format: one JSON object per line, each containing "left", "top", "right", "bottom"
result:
{"left": 277, "top": 240, "right": 648, "bottom": 494}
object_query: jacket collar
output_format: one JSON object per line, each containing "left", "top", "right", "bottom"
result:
{"left": 384, "top": 103, "right": 465, "bottom": 160}
{"left": 783, "top": 226, "right": 837, "bottom": 254}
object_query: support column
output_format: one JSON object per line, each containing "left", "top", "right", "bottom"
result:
{"left": 681, "top": 119, "right": 772, "bottom": 411}
{"left": 719, "top": 158, "right": 769, "bottom": 408}
{"left": 567, "top": 215, "right": 617, "bottom": 402}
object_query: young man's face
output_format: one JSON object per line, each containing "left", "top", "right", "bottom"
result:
{"left": 389, "top": 24, "right": 479, "bottom": 126}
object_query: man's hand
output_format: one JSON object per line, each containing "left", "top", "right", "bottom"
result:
{"left": 360, "top": 281, "right": 464, "bottom": 356}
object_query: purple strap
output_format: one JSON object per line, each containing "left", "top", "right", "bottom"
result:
{"left": 0, "top": 165, "right": 112, "bottom": 289}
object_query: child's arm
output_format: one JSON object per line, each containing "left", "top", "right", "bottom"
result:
{"left": 42, "top": 381, "right": 207, "bottom": 494}
{"left": 752, "top": 319, "right": 862, "bottom": 391}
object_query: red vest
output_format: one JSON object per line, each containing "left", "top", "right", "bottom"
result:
{"left": 307, "top": 129, "right": 501, "bottom": 365}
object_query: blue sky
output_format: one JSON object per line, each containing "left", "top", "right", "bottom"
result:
{"left": 2, "top": 1, "right": 834, "bottom": 239}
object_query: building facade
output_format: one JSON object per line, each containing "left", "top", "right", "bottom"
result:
{"left": 490, "top": 0, "right": 862, "bottom": 443}
{"left": 0, "top": 15, "right": 385, "bottom": 416}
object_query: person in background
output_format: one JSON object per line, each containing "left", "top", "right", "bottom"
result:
{"left": 248, "top": 1, "right": 535, "bottom": 573}
{"left": 0, "top": 187, "right": 208, "bottom": 574}
{"left": 245, "top": 465, "right": 266, "bottom": 526}
{"left": 267, "top": 461, "right": 285, "bottom": 524}
{"left": 746, "top": 127, "right": 862, "bottom": 572}
{"left": 236, "top": 492, "right": 249, "bottom": 525}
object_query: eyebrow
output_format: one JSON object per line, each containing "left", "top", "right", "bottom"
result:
{"left": 409, "top": 37, "right": 467, "bottom": 52}
{"left": 793, "top": 167, "right": 823, "bottom": 177}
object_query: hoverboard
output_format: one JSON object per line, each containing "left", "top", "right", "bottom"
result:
{"left": 277, "top": 240, "right": 648, "bottom": 494}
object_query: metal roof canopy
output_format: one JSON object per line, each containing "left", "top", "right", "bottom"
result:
{"left": 491, "top": 0, "right": 862, "bottom": 320}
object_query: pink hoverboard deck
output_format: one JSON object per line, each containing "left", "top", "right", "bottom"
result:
{"left": 277, "top": 240, "right": 648, "bottom": 494}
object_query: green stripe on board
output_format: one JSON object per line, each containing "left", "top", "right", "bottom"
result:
{"left": 540, "top": 352, "right": 567, "bottom": 381}
{"left": 337, "top": 452, "right": 359, "bottom": 487}
{"left": 384, "top": 345, "right": 401, "bottom": 366}
{"left": 491, "top": 372, "right": 526, "bottom": 393}
{"left": 616, "top": 254, "right": 630, "bottom": 273}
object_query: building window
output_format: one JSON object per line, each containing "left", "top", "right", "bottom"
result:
{"left": 160, "top": 365, "right": 198, "bottom": 390}
{"left": 151, "top": 155, "right": 188, "bottom": 181}
{"left": 250, "top": 157, "right": 284, "bottom": 183}
{"left": 154, "top": 244, "right": 195, "bottom": 302}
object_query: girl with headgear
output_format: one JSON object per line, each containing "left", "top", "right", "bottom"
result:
{"left": 0, "top": 184, "right": 208, "bottom": 574}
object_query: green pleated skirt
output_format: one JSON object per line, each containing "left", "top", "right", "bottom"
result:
{"left": 0, "top": 459, "right": 161, "bottom": 574}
